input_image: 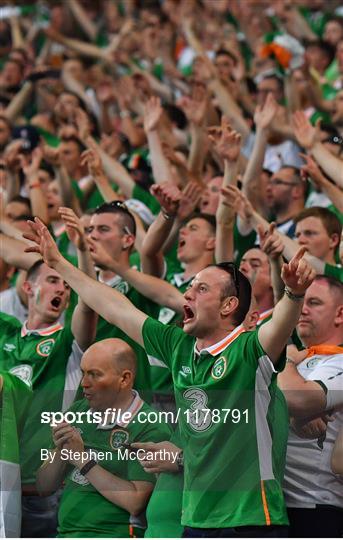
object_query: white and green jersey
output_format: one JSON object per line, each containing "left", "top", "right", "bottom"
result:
{"left": 55, "top": 392, "right": 172, "bottom": 537}
{"left": 0, "top": 371, "right": 32, "bottom": 537}
{"left": 0, "top": 313, "right": 83, "bottom": 484}
{"left": 142, "top": 317, "right": 289, "bottom": 528}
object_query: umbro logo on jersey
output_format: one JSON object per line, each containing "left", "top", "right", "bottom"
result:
{"left": 3, "top": 343, "right": 16, "bottom": 352}
{"left": 179, "top": 366, "right": 191, "bottom": 377}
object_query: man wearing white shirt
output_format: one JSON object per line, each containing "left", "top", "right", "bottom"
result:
{"left": 279, "top": 275, "right": 343, "bottom": 538}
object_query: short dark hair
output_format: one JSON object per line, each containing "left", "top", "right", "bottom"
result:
{"left": 94, "top": 201, "right": 136, "bottom": 236}
{"left": 208, "top": 262, "right": 252, "bottom": 326}
{"left": 215, "top": 48, "right": 237, "bottom": 66}
{"left": 305, "top": 39, "right": 336, "bottom": 65}
{"left": 9, "top": 195, "right": 31, "bottom": 210}
{"left": 163, "top": 104, "right": 188, "bottom": 130}
{"left": 27, "top": 259, "right": 45, "bottom": 282}
{"left": 314, "top": 275, "right": 343, "bottom": 302}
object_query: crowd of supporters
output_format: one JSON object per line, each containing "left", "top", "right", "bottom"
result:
{"left": 0, "top": 0, "right": 342, "bottom": 538}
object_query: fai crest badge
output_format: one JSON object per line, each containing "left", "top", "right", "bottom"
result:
{"left": 211, "top": 356, "right": 227, "bottom": 380}
{"left": 110, "top": 428, "right": 129, "bottom": 449}
{"left": 36, "top": 338, "right": 55, "bottom": 357}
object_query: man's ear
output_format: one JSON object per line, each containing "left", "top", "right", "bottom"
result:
{"left": 122, "top": 233, "right": 135, "bottom": 251}
{"left": 329, "top": 233, "right": 339, "bottom": 251}
{"left": 206, "top": 236, "right": 216, "bottom": 251}
{"left": 22, "top": 280, "right": 34, "bottom": 298}
{"left": 334, "top": 304, "right": 343, "bottom": 327}
{"left": 220, "top": 296, "right": 239, "bottom": 317}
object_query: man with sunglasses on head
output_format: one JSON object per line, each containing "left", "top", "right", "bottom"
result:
{"left": 27, "top": 216, "right": 317, "bottom": 538}
{"left": 85, "top": 201, "right": 159, "bottom": 402}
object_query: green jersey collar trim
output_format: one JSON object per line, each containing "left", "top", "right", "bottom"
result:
{"left": 21, "top": 321, "right": 63, "bottom": 337}
{"left": 96, "top": 390, "right": 144, "bottom": 430}
{"left": 195, "top": 324, "right": 245, "bottom": 357}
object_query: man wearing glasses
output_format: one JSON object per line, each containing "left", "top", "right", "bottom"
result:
{"left": 265, "top": 166, "right": 307, "bottom": 238}
{"left": 26, "top": 217, "right": 316, "bottom": 538}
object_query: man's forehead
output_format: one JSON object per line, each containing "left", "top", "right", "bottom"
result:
{"left": 91, "top": 212, "right": 120, "bottom": 226}
{"left": 194, "top": 266, "right": 227, "bottom": 283}
{"left": 243, "top": 248, "right": 267, "bottom": 262}
{"left": 38, "top": 264, "right": 62, "bottom": 280}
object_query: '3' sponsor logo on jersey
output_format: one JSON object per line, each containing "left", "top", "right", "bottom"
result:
{"left": 183, "top": 388, "right": 212, "bottom": 432}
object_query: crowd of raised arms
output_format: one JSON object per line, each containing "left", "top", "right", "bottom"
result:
{"left": 0, "top": 0, "right": 342, "bottom": 538}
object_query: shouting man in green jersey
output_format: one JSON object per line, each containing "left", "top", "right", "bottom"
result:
{"left": 0, "top": 258, "right": 98, "bottom": 537}
{"left": 25, "top": 217, "right": 316, "bottom": 538}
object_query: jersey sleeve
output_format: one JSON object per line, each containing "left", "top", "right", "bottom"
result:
{"left": 142, "top": 317, "right": 186, "bottom": 371}
{"left": 244, "top": 330, "right": 286, "bottom": 372}
{"left": 306, "top": 356, "right": 343, "bottom": 410}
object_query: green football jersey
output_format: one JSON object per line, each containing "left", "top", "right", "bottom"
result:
{"left": 95, "top": 275, "right": 159, "bottom": 402}
{"left": 142, "top": 318, "right": 289, "bottom": 528}
{"left": 55, "top": 393, "right": 172, "bottom": 537}
{"left": 0, "top": 314, "right": 82, "bottom": 483}
{"left": 324, "top": 263, "right": 343, "bottom": 283}
{"left": 145, "top": 430, "right": 184, "bottom": 538}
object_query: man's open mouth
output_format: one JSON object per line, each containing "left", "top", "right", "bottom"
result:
{"left": 179, "top": 239, "right": 186, "bottom": 248}
{"left": 183, "top": 305, "right": 194, "bottom": 323}
{"left": 50, "top": 296, "right": 62, "bottom": 309}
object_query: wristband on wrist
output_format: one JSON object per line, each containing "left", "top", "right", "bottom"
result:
{"left": 79, "top": 459, "right": 97, "bottom": 476}
{"left": 29, "top": 182, "right": 40, "bottom": 189}
{"left": 161, "top": 209, "right": 176, "bottom": 221}
{"left": 284, "top": 287, "right": 305, "bottom": 301}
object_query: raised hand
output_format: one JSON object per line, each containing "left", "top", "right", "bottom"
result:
{"left": 150, "top": 183, "right": 181, "bottom": 216}
{"left": 143, "top": 96, "right": 163, "bottom": 133}
{"left": 23, "top": 217, "right": 62, "bottom": 268}
{"left": 220, "top": 185, "right": 253, "bottom": 221}
{"left": 21, "top": 147, "right": 43, "bottom": 179}
{"left": 281, "top": 246, "right": 316, "bottom": 295}
{"left": 80, "top": 146, "right": 104, "bottom": 178}
{"left": 74, "top": 107, "right": 91, "bottom": 141}
{"left": 41, "top": 144, "right": 61, "bottom": 167}
{"left": 59, "top": 207, "right": 87, "bottom": 251}
{"left": 258, "top": 223, "right": 284, "bottom": 260}
{"left": 208, "top": 117, "right": 241, "bottom": 162}
{"left": 299, "top": 152, "right": 326, "bottom": 188}
{"left": 254, "top": 92, "right": 278, "bottom": 130}
{"left": 87, "top": 237, "right": 116, "bottom": 271}
{"left": 178, "top": 92, "right": 208, "bottom": 126}
{"left": 292, "top": 111, "right": 321, "bottom": 150}
{"left": 177, "top": 181, "right": 203, "bottom": 221}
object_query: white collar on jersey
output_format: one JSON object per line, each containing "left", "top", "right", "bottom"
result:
{"left": 96, "top": 390, "right": 145, "bottom": 430}
{"left": 98, "top": 273, "right": 123, "bottom": 288}
{"left": 21, "top": 320, "right": 63, "bottom": 337}
{"left": 194, "top": 324, "right": 245, "bottom": 357}
{"left": 173, "top": 272, "right": 193, "bottom": 288}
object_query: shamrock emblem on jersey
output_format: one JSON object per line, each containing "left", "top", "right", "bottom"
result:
{"left": 211, "top": 356, "right": 227, "bottom": 380}
{"left": 36, "top": 338, "right": 55, "bottom": 357}
{"left": 110, "top": 428, "right": 129, "bottom": 450}
{"left": 9, "top": 364, "right": 33, "bottom": 387}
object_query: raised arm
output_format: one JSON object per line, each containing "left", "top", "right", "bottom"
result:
{"left": 24, "top": 219, "right": 147, "bottom": 346}
{"left": 258, "top": 247, "right": 316, "bottom": 364}
{"left": 59, "top": 207, "right": 98, "bottom": 351}
{"left": 87, "top": 240, "right": 184, "bottom": 314}
{"left": 141, "top": 184, "right": 181, "bottom": 277}
{"left": 292, "top": 111, "right": 343, "bottom": 189}
{"left": 143, "top": 97, "right": 174, "bottom": 185}
{"left": 208, "top": 119, "right": 241, "bottom": 262}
